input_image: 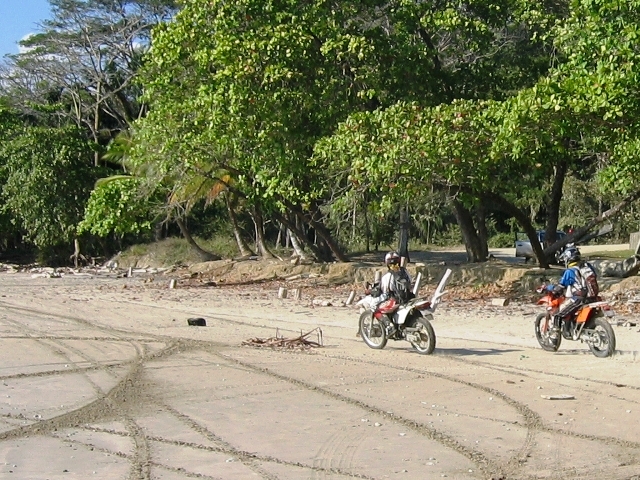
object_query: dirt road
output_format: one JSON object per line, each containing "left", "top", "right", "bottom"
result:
{"left": 0, "top": 272, "right": 639, "bottom": 480}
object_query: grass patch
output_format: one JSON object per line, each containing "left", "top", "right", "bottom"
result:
{"left": 117, "top": 236, "right": 241, "bottom": 267}
{"left": 585, "top": 249, "right": 634, "bottom": 260}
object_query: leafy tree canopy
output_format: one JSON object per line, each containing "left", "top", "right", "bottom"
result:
{"left": 0, "top": 125, "right": 97, "bottom": 248}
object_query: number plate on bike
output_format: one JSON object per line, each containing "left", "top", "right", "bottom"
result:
{"left": 604, "top": 310, "right": 614, "bottom": 317}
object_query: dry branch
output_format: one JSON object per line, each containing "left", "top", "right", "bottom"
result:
{"left": 242, "top": 328, "right": 324, "bottom": 350}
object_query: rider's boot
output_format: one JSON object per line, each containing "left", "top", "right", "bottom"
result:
{"left": 383, "top": 316, "right": 396, "bottom": 337}
{"left": 561, "top": 321, "right": 573, "bottom": 339}
{"left": 394, "top": 322, "right": 404, "bottom": 340}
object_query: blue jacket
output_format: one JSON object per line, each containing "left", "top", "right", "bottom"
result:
{"left": 549, "top": 262, "right": 596, "bottom": 298}
{"left": 558, "top": 268, "right": 579, "bottom": 289}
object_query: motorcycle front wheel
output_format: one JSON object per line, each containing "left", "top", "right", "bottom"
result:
{"left": 359, "top": 311, "right": 387, "bottom": 350}
{"left": 534, "top": 313, "right": 561, "bottom": 352}
{"left": 406, "top": 315, "right": 436, "bottom": 355}
{"left": 586, "top": 316, "right": 616, "bottom": 358}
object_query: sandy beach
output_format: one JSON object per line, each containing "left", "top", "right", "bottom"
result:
{"left": 0, "top": 270, "right": 638, "bottom": 479}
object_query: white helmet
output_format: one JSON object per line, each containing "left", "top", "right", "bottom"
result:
{"left": 558, "top": 244, "right": 581, "bottom": 266}
{"left": 384, "top": 251, "right": 401, "bottom": 266}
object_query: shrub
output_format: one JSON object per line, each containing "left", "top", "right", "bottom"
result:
{"left": 488, "top": 232, "right": 514, "bottom": 248}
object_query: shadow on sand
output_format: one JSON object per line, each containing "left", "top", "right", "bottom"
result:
{"left": 434, "top": 347, "right": 523, "bottom": 356}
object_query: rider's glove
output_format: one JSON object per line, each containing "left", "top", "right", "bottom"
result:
{"left": 369, "top": 293, "right": 389, "bottom": 312}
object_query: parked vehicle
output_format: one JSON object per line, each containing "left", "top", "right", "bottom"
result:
{"left": 534, "top": 283, "right": 616, "bottom": 357}
{"left": 356, "top": 269, "right": 451, "bottom": 355}
{"left": 515, "top": 224, "right": 614, "bottom": 262}
{"left": 515, "top": 230, "right": 567, "bottom": 261}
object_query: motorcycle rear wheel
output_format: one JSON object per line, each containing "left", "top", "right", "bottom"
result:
{"left": 407, "top": 315, "right": 436, "bottom": 355}
{"left": 586, "top": 316, "right": 616, "bottom": 358}
{"left": 534, "top": 313, "right": 561, "bottom": 352}
{"left": 359, "top": 311, "right": 387, "bottom": 350}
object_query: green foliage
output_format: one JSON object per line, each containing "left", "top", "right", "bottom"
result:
{"left": 547, "top": 0, "right": 640, "bottom": 195}
{"left": 186, "top": 199, "right": 245, "bottom": 239}
{"left": 78, "top": 177, "right": 155, "bottom": 237}
{"left": 0, "top": 125, "right": 96, "bottom": 248}
{"left": 488, "top": 232, "right": 515, "bottom": 248}
{"left": 431, "top": 223, "right": 463, "bottom": 247}
{"left": 136, "top": 0, "right": 561, "bottom": 247}
{"left": 5, "top": 0, "right": 640, "bottom": 261}
{"left": 320, "top": 189, "right": 399, "bottom": 252}
{"left": 0, "top": 106, "right": 24, "bottom": 248}
{"left": 315, "top": 0, "right": 640, "bottom": 259}
{"left": 315, "top": 99, "right": 521, "bottom": 206}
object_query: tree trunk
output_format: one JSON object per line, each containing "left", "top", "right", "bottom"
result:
{"left": 437, "top": 178, "right": 637, "bottom": 269}
{"left": 544, "top": 160, "right": 568, "bottom": 246}
{"left": 154, "top": 221, "right": 164, "bottom": 242}
{"left": 70, "top": 238, "right": 81, "bottom": 268}
{"left": 271, "top": 210, "right": 324, "bottom": 261}
{"left": 452, "top": 200, "right": 486, "bottom": 262}
{"left": 250, "top": 204, "right": 275, "bottom": 259}
{"left": 311, "top": 209, "right": 335, "bottom": 261}
{"left": 363, "top": 197, "right": 371, "bottom": 253}
{"left": 398, "top": 205, "right": 410, "bottom": 262}
{"left": 351, "top": 202, "right": 356, "bottom": 242}
{"left": 289, "top": 229, "right": 311, "bottom": 261}
{"left": 175, "top": 217, "right": 221, "bottom": 261}
{"left": 475, "top": 204, "right": 489, "bottom": 259}
{"left": 276, "top": 221, "right": 287, "bottom": 248}
{"left": 435, "top": 182, "right": 545, "bottom": 266}
{"left": 544, "top": 188, "right": 640, "bottom": 258}
{"left": 194, "top": 179, "right": 341, "bottom": 262}
{"left": 225, "top": 193, "right": 255, "bottom": 257}
{"left": 93, "top": 79, "right": 101, "bottom": 167}
{"left": 286, "top": 201, "right": 349, "bottom": 262}
{"left": 479, "top": 191, "right": 548, "bottom": 268}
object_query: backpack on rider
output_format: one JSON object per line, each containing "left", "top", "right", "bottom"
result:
{"left": 574, "top": 262, "right": 599, "bottom": 299}
{"left": 559, "top": 244, "right": 599, "bottom": 299}
{"left": 379, "top": 251, "right": 414, "bottom": 304}
{"left": 392, "top": 272, "right": 414, "bottom": 303}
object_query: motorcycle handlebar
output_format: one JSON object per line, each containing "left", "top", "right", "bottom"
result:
{"left": 536, "top": 283, "right": 548, "bottom": 294}
{"left": 536, "top": 284, "right": 564, "bottom": 298}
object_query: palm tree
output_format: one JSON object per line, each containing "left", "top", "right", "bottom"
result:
{"left": 98, "top": 130, "right": 265, "bottom": 261}
{"left": 99, "top": 131, "right": 223, "bottom": 260}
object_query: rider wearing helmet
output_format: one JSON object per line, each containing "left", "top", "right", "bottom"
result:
{"left": 367, "top": 251, "right": 413, "bottom": 334}
{"left": 547, "top": 244, "right": 596, "bottom": 337}
{"left": 380, "top": 251, "right": 412, "bottom": 300}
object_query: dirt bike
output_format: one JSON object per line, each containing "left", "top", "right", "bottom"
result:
{"left": 356, "top": 269, "right": 451, "bottom": 355}
{"left": 534, "top": 284, "right": 616, "bottom": 358}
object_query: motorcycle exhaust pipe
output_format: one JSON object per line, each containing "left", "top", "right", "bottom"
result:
{"left": 402, "top": 326, "right": 420, "bottom": 333}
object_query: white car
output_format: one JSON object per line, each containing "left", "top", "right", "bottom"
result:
{"left": 515, "top": 230, "right": 567, "bottom": 260}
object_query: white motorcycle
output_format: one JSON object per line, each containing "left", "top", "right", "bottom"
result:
{"left": 356, "top": 269, "right": 452, "bottom": 355}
